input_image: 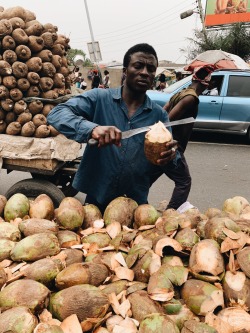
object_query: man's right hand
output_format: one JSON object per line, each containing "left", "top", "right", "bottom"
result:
{"left": 91, "top": 126, "right": 122, "bottom": 147}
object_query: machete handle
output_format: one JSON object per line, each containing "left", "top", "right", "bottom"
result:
{"left": 88, "top": 138, "right": 99, "bottom": 146}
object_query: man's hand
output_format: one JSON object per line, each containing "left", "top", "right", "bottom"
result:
{"left": 91, "top": 126, "right": 122, "bottom": 147}
{"left": 156, "top": 140, "right": 178, "bottom": 165}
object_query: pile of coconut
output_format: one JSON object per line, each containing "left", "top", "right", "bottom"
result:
{"left": 0, "top": 193, "right": 249, "bottom": 333}
{"left": 0, "top": 6, "right": 72, "bottom": 138}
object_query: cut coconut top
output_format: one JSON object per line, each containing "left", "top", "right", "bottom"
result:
{"left": 145, "top": 121, "right": 172, "bottom": 143}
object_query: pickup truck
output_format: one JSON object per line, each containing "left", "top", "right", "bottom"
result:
{"left": 147, "top": 69, "right": 250, "bottom": 143}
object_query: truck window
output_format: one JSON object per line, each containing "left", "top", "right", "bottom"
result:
{"left": 227, "top": 76, "right": 250, "bottom": 97}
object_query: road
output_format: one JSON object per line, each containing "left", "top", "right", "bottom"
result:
{"left": 1, "top": 133, "right": 250, "bottom": 214}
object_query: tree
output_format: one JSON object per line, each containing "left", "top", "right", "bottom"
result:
{"left": 182, "top": 23, "right": 250, "bottom": 61}
{"left": 67, "top": 48, "right": 92, "bottom": 67}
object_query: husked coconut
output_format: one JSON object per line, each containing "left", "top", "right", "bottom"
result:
{"left": 144, "top": 121, "right": 172, "bottom": 165}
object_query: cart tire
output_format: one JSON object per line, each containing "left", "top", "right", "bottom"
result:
{"left": 5, "top": 179, "right": 65, "bottom": 207}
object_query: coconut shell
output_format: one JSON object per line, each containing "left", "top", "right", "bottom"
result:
{"left": 10, "top": 232, "right": 60, "bottom": 261}
{"left": 236, "top": 246, "right": 250, "bottom": 278}
{"left": 0, "top": 194, "right": 7, "bottom": 216}
{"left": 0, "top": 306, "right": 38, "bottom": 333}
{"left": 49, "top": 284, "right": 110, "bottom": 322}
{"left": 181, "top": 279, "right": 224, "bottom": 316}
{"left": 0, "top": 279, "right": 50, "bottom": 314}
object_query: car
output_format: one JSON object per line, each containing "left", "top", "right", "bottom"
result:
{"left": 147, "top": 69, "right": 250, "bottom": 143}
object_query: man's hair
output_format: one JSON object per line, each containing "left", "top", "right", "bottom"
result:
{"left": 123, "top": 43, "right": 158, "bottom": 68}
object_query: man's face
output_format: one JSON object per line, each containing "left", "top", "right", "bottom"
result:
{"left": 125, "top": 52, "right": 157, "bottom": 93}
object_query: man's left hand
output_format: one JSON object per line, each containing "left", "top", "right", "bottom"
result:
{"left": 156, "top": 140, "right": 178, "bottom": 165}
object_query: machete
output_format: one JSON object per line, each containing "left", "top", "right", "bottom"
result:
{"left": 88, "top": 117, "right": 195, "bottom": 146}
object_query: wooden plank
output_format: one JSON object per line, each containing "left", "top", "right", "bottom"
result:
{"left": 2, "top": 158, "right": 64, "bottom": 174}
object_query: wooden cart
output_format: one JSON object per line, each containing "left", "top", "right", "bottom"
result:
{"left": 2, "top": 156, "right": 82, "bottom": 207}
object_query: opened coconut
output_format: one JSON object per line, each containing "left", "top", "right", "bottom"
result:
{"left": 144, "top": 121, "right": 172, "bottom": 165}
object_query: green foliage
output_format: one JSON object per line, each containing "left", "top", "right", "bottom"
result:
{"left": 182, "top": 23, "right": 250, "bottom": 61}
{"left": 67, "top": 48, "right": 92, "bottom": 67}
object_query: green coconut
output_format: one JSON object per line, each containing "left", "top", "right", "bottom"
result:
{"left": 29, "top": 193, "right": 54, "bottom": 220}
{"left": 34, "top": 323, "right": 64, "bottom": 333}
{"left": 0, "top": 306, "right": 38, "bottom": 333}
{"left": 0, "top": 279, "right": 50, "bottom": 314}
{"left": 49, "top": 284, "right": 110, "bottom": 322}
{"left": 10, "top": 232, "right": 60, "bottom": 261}
{"left": 127, "top": 290, "right": 164, "bottom": 323}
{"left": 82, "top": 203, "right": 102, "bottom": 228}
{"left": 103, "top": 196, "right": 138, "bottom": 227}
{"left": 0, "top": 267, "right": 7, "bottom": 289}
{"left": 134, "top": 203, "right": 161, "bottom": 228}
{"left": 0, "top": 195, "right": 7, "bottom": 216}
{"left": 182, "top": 320, "right": 217, "bottom": 333}
{"left": 4, "top": 193, "right": 30, "bottom": 221}
{"left": 55, "top": 197, "right": 85, "bottom": 230}
{"left": 81, "top": 232, "right": 111, "bottom": 248}
{"left": 57, "top": 230, "right": 81, "bottom": 248}
{"left": 138, "top": 313, "right": 180, "bottom": 333}
{"left": 24, "top": 258, "right": 64, "bottom": 287}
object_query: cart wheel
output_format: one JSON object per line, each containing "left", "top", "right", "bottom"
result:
{"left": 5, "top": 179, "right": 65, "bottom": 207}
{"left": 31, "top": 173, "right": 78, "bottom": 197}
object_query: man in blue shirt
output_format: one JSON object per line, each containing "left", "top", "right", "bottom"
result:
{"left": 47, "top": 43, "right": 179, "bottom": 212}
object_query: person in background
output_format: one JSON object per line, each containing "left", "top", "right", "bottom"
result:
{"left": 91, "top": 69, "right": 101, "bottom": 89}
{"left": 103, "top": 70, "right": 110, "bottom": 88}
{"left": 47, "top": 43, "right": 178, "bottom": 213}
{"left": 156, "top": 73, "right": 166, "bottom": 91}
{"left": 75, "top": 72, "right": 82, "bottom": 88}
{"left": 202, "top": 79, "right": 219, "bottom": 96}
{"left": 80, "top": 77, "right": 87, "bottom": 90}
{"left": 158, "top": 65, "right": 215, "bottom": 210}
{"left": 175, "top": 72, "right": 183, "bottom": 82}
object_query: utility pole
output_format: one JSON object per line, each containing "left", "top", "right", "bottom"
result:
{"left": 180, "top": 0, "right": 208, "bottom": 43}
{"left": 197, "top": 0, "right": 208, "bottom": 43}
{"left": 84, "top": 0, "right": 97, "bottom": 63}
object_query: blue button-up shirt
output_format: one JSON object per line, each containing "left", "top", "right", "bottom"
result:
{"left": 47, "top": 87, "right": 178, "bottom": 206}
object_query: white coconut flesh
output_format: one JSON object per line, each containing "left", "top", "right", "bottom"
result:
{"left": 145, "top": 121, "right": 172, "bottom": 143}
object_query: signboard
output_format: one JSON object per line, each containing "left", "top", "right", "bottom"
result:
{"left": 205, "top": 0, "right": 250, "bottom": 27}
{"left": 87, "top": 41, "right": 102, "bottom": 62}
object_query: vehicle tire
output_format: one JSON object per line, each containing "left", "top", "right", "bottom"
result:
{"left": 5, "top": 179, "right": 65, "bottom": 207}
{"left": 246, "top": 127, "right": 250, "bottom": 144}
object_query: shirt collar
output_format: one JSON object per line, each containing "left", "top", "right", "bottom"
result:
{"left": 111, "top": 87, "right": 153, "bottom": 111}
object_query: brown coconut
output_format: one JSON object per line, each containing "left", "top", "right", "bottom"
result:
{"left": 144, "top": 121, "right": 172, "bottom": 165}
{"left": 0, "top": 279, "right": 50, "bottom": 314}
{"left": 49, "top": 284, "right": 110, "bottom": 322}
{"left": 29, "top": 194, "right": 54, "bottom": 220}
{"left": 82, "top": 203, "right": 103, "bottom": 228}
{"left": 103, "top": 196, "right": 138, "bottom": 227}
{"left": 19, "top": 218, "right": 59, "bottom": 236}
{"left": 55, "top": 262, "right": 109, "bottom": 290}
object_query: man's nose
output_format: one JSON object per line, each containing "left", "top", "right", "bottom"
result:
{"left": 140, "top": 66, "right": 149, "bottom": 75}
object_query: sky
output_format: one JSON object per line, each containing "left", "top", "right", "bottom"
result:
{"left": 2, "top": 0, "right": 207, "bottom": 65}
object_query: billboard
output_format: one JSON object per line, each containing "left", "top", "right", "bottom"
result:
{"left": 205, "top": 0, "right": 250, "bottom": 27}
